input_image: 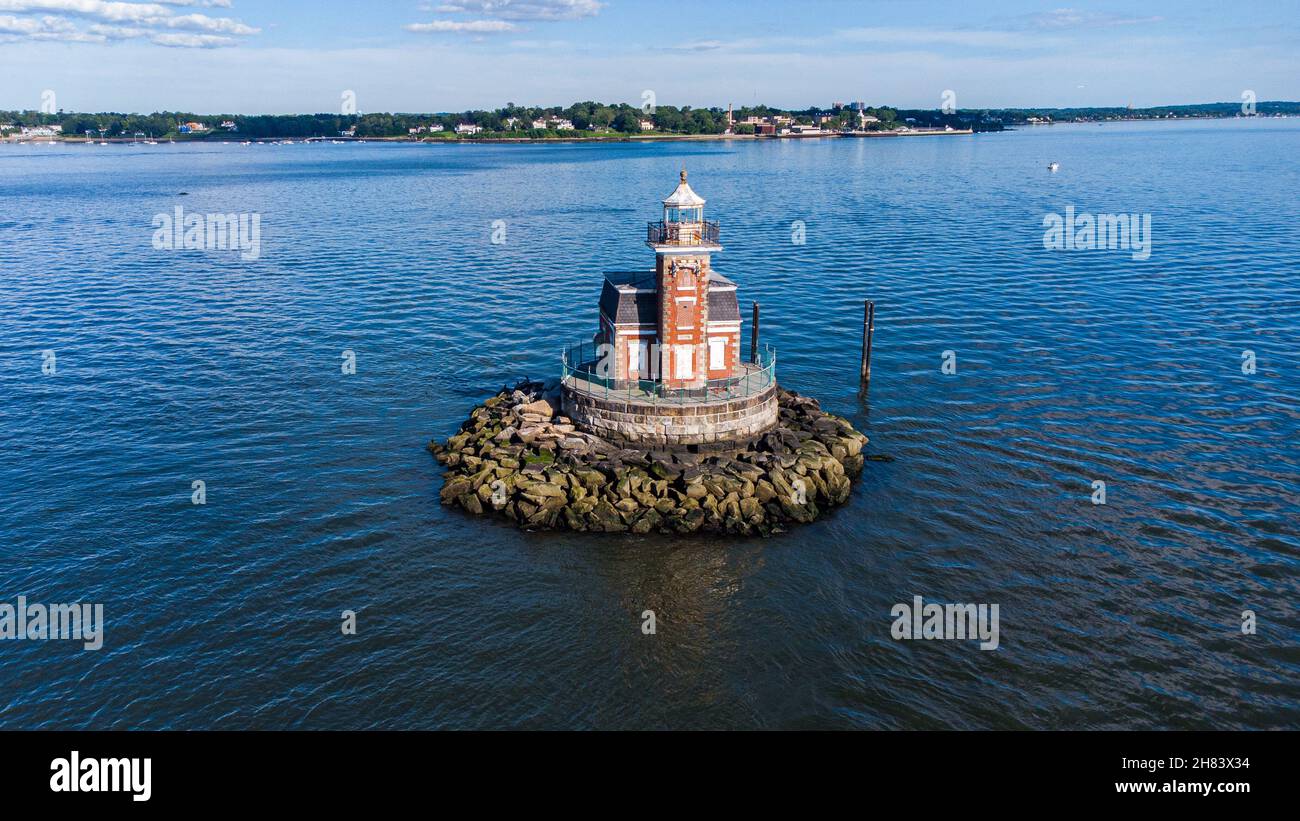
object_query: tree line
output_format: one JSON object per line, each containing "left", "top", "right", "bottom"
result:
{"left": 4, "top": 100, "right": 1295, "bottom": 139}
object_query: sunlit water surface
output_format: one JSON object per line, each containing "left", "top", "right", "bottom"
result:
{"left": 1, "top": 120, "right": 1297, "bottom": 729}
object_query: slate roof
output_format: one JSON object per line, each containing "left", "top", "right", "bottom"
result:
{"left": 600, "top": 270, "right": 741, "bottom": 325}
{"left": 600, "top": 272, "right": 656, "bottom": 325}
{"left": 708, "top": 288, "right": 740, "bottom": 322}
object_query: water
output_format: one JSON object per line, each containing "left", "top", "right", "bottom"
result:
{"left": 1, "top": 120, "right": 1297, "bottom": 730}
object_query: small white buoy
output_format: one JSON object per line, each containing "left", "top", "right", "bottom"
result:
{"left": 1048, "top": 162, "right": 1060, "bottom": 172}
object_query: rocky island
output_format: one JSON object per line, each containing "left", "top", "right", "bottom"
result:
{"left": 429, "top": 171, "right": 869, "bottom": 536}
{"left": 429, "top": 379, "right": 867, "bottom": 536}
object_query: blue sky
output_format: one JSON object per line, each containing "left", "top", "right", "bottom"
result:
{"left": 1, "top": 0, "right": 1297, "bottom": 113}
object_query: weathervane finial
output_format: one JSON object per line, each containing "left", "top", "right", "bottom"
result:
{"left": 680, "top": 166, "right": 687, "bottom": 183}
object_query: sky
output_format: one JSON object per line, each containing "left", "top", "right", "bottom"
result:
{"left": 1, "top": 0, "right": 1297, "bottom": 114}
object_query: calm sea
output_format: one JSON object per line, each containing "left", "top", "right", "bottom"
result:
{"left": 1, "top": 120, "right": 1297, "bottom": 729}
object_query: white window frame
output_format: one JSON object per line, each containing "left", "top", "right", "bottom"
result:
{"left": 674, "top": 345, "right": 694, "bottom": 379}
{"left": 709, "top": 337, "right": 726, "bottom": 370}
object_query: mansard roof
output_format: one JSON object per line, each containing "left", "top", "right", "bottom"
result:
{"left": 600, "top": 270, "right": 740, "bottom": 325}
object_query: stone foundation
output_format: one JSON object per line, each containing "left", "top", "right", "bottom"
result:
{"left": 428, "top": 380, "right": 870, "bottom": 537}
{"left": 561, "top": 382, "right": 778, "bottom": 447}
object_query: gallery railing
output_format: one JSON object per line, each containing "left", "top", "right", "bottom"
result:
{"left": 561, "top": 340, "right": 776, "bottom": 405}
{"left": 646, "top": 220, "right": 720, "bottom": 247}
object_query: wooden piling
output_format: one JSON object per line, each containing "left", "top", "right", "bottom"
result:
{"left": 860, "top": 300, "right": 875, "bottom": 392}
{"left": 751, "top": 301, "right": 760, "bottom": 363}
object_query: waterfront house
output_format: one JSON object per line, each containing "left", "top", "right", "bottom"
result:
{"left": 639, "top": 119, "right": 655, "bottom": 130}
{"left": 595, "top": 170, "right": 741, "bottom": 389}
{"left": 455, "top": 123, "right": 482, "bottom": 135}
{"left": 552, "top": 119, "right": 575, "bottom": 131}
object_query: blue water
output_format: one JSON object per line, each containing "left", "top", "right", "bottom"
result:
{"left": 1, "top": 120, "right": 1297, "bottom": 729}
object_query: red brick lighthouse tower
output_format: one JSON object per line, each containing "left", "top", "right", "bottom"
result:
{"left": 591, "top": 170, "right": 744, "bottom": 393}
{"left": 564, "top": 170, "right": 776, "bottom": 446}
{"left": 647, "top": 169, "right": 736, "bottom": 389}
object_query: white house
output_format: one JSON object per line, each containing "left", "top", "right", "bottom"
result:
{"left": 455, "top": 123, "right": 482, "bottom": 135}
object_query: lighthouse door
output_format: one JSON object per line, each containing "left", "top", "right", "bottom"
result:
{"left": 674, "top": 345, "right": 694, "bottom": 379}
{"left": 630, "top": 340, "right": 650, "bottom": 380}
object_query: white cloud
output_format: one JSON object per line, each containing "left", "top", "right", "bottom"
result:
{"left": 407, "top": 0, "right": 600, "bottom": 36}
{"left": 0, "top": 0, "right": 255, "bottom": 46}
{"left": 405, "top": 19, "right": 518, "bottom": 33}
{"left": 150, "top": 30, "right": 231, "bottom": 46}
{"left": 430, "top": 0, "right": 602, "bottom": 21}
{"left": 1021, "top": 8, "right": 1164, "bottom": 30}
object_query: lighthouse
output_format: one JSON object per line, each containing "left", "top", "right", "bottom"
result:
{"left": 595, "top": 169, "right": 741, "bottom": 391}
{"left": 562, "top": 169, "right": 775, "bottom": 447}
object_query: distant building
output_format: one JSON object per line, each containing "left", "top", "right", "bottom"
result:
{"left": 638, "top": 119, "right": 655, "bottom": 130}
{"left": 531, "top": 118, "right": 548, "bottom": 129}
{"left": 340, "top": 128, "right": 356, "bottom": 137}
{"left": 551, "top": 118, "right": 575, "bottom": 131}
{"left": 455, "top": 123, "right": 482, "bottom": 135}
{"left": 220, "top": 121, "right": 237, "bottom": 131}
{"left": 178, "top": 121, "right": 208, "bottom": 134}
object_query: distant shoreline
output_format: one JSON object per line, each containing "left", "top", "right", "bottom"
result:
{"left": 7, "top": 115, "right": 1296, "bottom": 146}
{"left": 8, "top": 128, "right": 979, "bottom": 145}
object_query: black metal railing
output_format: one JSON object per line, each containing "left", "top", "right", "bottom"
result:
{"left": 561, "top": 339, "right": 774, "bottom": 404}
{"left": 646, "top": 220, "right": 720, "bottom": 247}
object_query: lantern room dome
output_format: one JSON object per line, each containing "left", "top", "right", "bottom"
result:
{"left": 662, "top": 169, "right": 705, "bottom": 209}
